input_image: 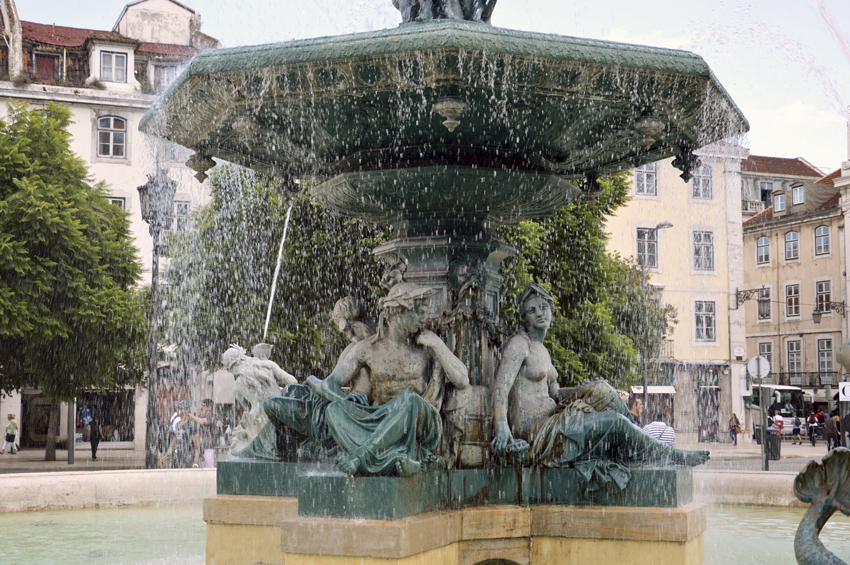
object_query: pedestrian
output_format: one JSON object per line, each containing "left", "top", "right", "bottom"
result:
{"left": 791, "top": 412, "right": 803, "bottom": 445}
{"left": 643, "top": 414, "right": 676, "bottom": 446}
{"left": 90, "top": 412, "right": 105, "bottom": 461}
{"left": 628, "top": 397, "right": 643, "bottom": 424}
{"left": 842, "top": 411, "right": 850, "bottom": 448}
{"left": 728, "top": 413, "right": 740, "bottom": 446}
{"left": 825, "top": 414, "right": 840, "bottom": 451}
{"left": 160, "top": 400, "right": 200, "bottom": 468}
{"left": 774, "top": 412, "right": 784, "bottom": 435}
{"left": 186, "top": 398, "right": 217, "bottom": 468}
{"left": 808, "top": 413, "right": 819, "bottom": 446}
{"left": 2, "top": 413, "right": 18, "bottom": 454}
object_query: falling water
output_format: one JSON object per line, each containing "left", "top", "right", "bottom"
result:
{"left": 263, "top": 204, "right": 293, "bottom": 341}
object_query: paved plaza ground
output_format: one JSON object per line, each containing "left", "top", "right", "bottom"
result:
{"left": 0, "top": 437, "right": 842, "bottom": 475}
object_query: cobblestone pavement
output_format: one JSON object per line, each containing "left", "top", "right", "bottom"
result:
{"left": 0, "top": 438, "right": 843, "bottom": 475}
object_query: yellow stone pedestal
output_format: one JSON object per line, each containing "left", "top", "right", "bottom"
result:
{"left": 204, "top": 496, "right": 706, "bottom": 565}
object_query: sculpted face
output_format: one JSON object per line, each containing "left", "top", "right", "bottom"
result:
{"left": 396, "top": 298, "right": 430, "bottom": 336}
{"left": 522, "top": 296, "right": 552, "bottom": 332}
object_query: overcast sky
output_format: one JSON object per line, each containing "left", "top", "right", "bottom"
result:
{"left": 19, "top": 0, "right": 850, "bottom": 172}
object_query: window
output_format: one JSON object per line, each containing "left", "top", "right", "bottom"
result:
{"left": 694, "top": 301, "right": 715, "bottom": 342}
{"left": 170, "top": 201, "right": 190, "bottom": 233}
{"left": 785, "top": 231, "right": 798, "bottom": 260}
{"left": 757, "top": 236, "right": 770, "bottom": 264}
{"left": 815, "top": 226, "right": 830, "bottom": 255}
{"left": 635, "top": 163, "right": 656, "bottom": 196}
{"left": 97, "top": 117, "right": 126, "bottom": 157}
{"left": 693, "top": 231, "right": 714, "bottom": 271}
{"left": 636, "top": 228, "right": 658, "bottom": 268}
{"left": 759, "top": 181, "right": 773, "bottom": 203}
{"left": 154, "top": 65, "right": 178, "bottom": 92}
{"left": 34, "top": 54, "right": 59, "bottom": 82}
{"left": 774, "top": 193, "right": 785, "bottom": 212}
{"left": 691, "top": 165, "right": 712, "bottom": 199}
{"left": 101, "top": 51, "right": 127, "bottom": 83}
{"left": 819, "top": 339, "right": 833, "bottom": 373}
{"left": 106, "top": 197, "right": 125, "bottom": 209}
{"left": 816, "top": 281, "right": 831, "bottom": 312}
{"left": 786, "top": 284, "right": 800, "bottom": 317}
{"left": 759, "top": 342, "right": 772, "bottom": 368}
{"left": 787, "top": 341, "right": 802, "bottom": 374}
{"left": 792, "top": 185, "right": 804, "bottom": 205}
{"left": 758, "top": 288, "right": 771, "bottom": 320}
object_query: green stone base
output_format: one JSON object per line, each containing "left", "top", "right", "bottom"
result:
{"left": 218, "top": 461, "right": 693, "bottom": 520}
{"left": 217, "top": 460, "right": 339, "bottom": 497}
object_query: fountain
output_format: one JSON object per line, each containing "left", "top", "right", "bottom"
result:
{"left": 141, "top": 2, "right": 748, "bottom": 564}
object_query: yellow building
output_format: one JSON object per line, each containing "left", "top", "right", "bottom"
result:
{"left": 606, "top": 143, "right": 748, "bottom": 444}
{"left": 743, "top": 170, "right": 844, "bottom": 412}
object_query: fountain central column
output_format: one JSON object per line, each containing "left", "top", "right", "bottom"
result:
{"left": 374, "top": 227, "right": 514, "bottom": 467}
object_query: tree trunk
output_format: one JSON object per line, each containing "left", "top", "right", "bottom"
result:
{"left": 44, "top": 399, "right": 60, "bottom": 461}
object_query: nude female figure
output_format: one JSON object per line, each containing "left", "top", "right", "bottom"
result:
{"left": 492, "top": 284, "right": 709, "bottom": 478}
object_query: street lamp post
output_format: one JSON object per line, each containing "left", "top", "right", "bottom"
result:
{"left": 640, "top": 221, "right": 673, "bottom": 424}
{"left": 137, "top": 168, "right": 176, "bottom": 469}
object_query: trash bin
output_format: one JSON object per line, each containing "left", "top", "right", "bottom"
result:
{"left": 766, "top": 434, "right": 781, "bottom": 460}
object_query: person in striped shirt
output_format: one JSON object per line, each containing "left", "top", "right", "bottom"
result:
{"left": 643, "top": 414, "right": 676, "bottom": 446}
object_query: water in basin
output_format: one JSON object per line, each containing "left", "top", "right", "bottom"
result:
{"left": 705, "top": 506, "right": 850, "bottom": 564}
{"left": 4, "top": 503, "right": 850, "bottom": 564}
{"left": 2, "top": 504, "right": 204, "bottom": 565}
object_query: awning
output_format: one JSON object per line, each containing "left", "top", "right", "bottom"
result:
{"left": 631, "top": 386, "right": 676, "bottom": 394}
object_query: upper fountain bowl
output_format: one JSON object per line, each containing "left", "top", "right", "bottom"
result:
{"left": 140, "top": 20, "right": 748, "bottom": 224}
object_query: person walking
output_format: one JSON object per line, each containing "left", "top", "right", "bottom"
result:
{"left": 2, "top": 413, "right": 18, "bottom": 454}
{"left": 825, "top": 414, "right": 840, "bottom": 451}
{"left": 728, "top": 414, "right": 740, "bottom": 446}
{"left": 791, "top": 412, "right": 803, "bottom": 445}
{"left": 808, "top": 413, "right": 819, "bottom": 447}
{"left": 90, "top": 412, "right": 104, "bottom": 461}
{"left": 186, "top": 399, "right": 217, "bottom": 468}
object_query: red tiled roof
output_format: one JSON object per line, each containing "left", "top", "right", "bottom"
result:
{"left": 815, "top": 169, "right": 841, "bottom": 186}
{"left": 138, "top": 43, "right": 200, "bottom": 56}
{"left": 744, "top": 206, "right": 774, "bottom": 224}
{"left": 741, "top": 155, "right": 824, "bottom": 178}
{"left": 820, "top": 191, "right": 841, "bottom": 208}
{"left": 21, "top": 20, "right": 135, "bottom": 48}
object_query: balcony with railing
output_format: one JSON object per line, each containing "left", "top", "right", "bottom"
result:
{"left": 659, "top": 339, "right": 675, "bottom": 359}
{"left": 742, "top": 200, "right": 766, "bottom": 215}
{"left": 763, "top": 372, "right": 840, "bottom": 387}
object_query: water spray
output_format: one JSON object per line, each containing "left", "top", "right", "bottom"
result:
{"left": 263, "top": 202, "right": 293, "bottom": 341}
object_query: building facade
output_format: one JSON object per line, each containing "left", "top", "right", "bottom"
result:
{"left": 606, "top": 143, "right": 749, "bottom": 444}
{"left": 740, "top": 155, "right": 824, "bottom": 219}
{"left": 0, "top": 0, "right": 227, "bottom": 455}
{"left": 742, "top": 178, "right": 843, "bottom": 411}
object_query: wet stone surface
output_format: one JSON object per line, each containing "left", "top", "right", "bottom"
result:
{"left": 218, "top": 461, "right": 694, "bottom": 520}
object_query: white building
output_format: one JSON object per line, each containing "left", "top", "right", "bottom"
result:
{"left": 0, "top": 0, "right": 224, "bottom": 455}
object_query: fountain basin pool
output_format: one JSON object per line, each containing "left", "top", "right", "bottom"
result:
{"left": 4, "top": 503, "right": 847, "bottom": 564}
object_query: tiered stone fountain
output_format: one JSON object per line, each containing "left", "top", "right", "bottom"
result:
{"left": 141, "top": 2, "right": 748, "bottom": 564}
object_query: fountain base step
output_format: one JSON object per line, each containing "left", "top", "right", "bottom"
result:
{"left": 204, "top": 497, "right": 706, "bottom": 565}
{"left": 217, "top": 461, "right": 693, "bottom": 520}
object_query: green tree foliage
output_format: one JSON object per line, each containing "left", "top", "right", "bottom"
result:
{"left": 163, "top": 167, "right": 391, "bottom": 376}
{"left": 0, "top": 102, "right": 148, "bottom": 399}
{"left": 166, "top": 168, "right": 672, "bottom": 389}
{"left": 498, "top": 173, "right": 676, "bottom": 388}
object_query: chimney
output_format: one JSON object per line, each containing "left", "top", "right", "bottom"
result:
{"left": 0, "top": 0, "right": 23, "bottom": 79}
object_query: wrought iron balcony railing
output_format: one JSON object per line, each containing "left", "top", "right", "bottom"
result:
{"left": 764, "top": 372, "right": 840, "bottom": 387}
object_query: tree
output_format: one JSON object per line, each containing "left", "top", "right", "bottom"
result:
{"left": 166, "top": 167, "right": 672, "bottom": 391}
{"left": 0, "top": 102, "right": 148, "bottom": 459}
{"left": 498, "top": 173, "right": 676, "bottom": 388}
{"left": 163, "top": 166, "right": 391, "bottom": 376}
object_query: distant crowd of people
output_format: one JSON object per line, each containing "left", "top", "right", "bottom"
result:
{"left": 160, "top": 399, "right": 230, "bottom": 469}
